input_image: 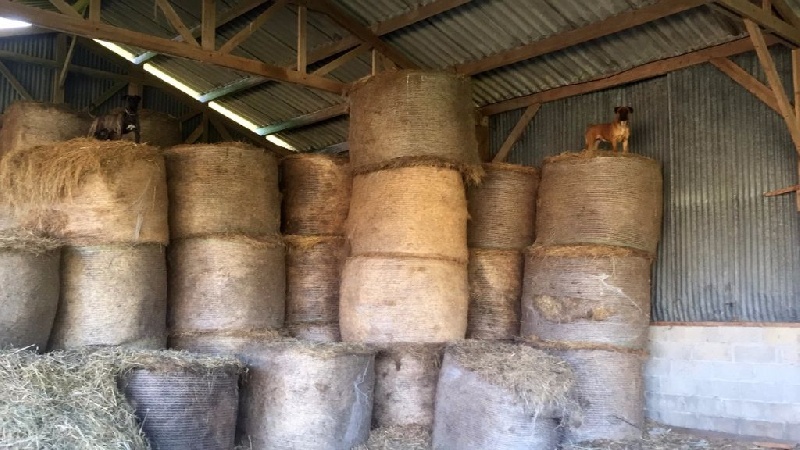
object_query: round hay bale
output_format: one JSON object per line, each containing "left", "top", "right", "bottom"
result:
{"left": 287, "top": 322, "right": 341, "bottom": 343}
{"left": 432, "top": 341, "right": 576, "bottom": 450}
{"left": 281, "top": 153, "right": 351, "bottom": 235}
{"left": 348, "top": 70, "right": 481, "bottom": 181}
{"left": 551, "top": 348, "right": 645, "bottom": 443}
{"left": 467, "top": 163, "right": 539, "bottom": 250}
{"left": 356, "top": 425, "right": 432, "bottom": 450}
{"left": 347, "top": 166, "right": 468, "bottom": 262}
{"left": 467, "top": 249, "right": 523, "bottom": 340}
{"left": 285, "top": 235, "right": 346, "bottom": 327}
{"left": 121, "top": 109, "right": 182, "bottom": 148}
{"left": 373, "top": 343, "right": 443, "bottom": 428}
{"left": 0, "top": 139, "right": 169, "bottom": 245}
{"left": 165, "top": 142, "right": 280, "bottom": 239}
{"left": 521, "top": 245, "right": 651, "bottom": 350}
{"left": 118, "top": 351, "right": 244, "bottom": 450}
{"left": 168, "top": 329, "right": 285, "bottom": 357}
{"left": 238, "top": 340, "right": 375, "bottom": 450}
{"left": 0, "top": 101, "right": 93, "bottom": 157}
{"left": 536, "top": 152, "right": 663, "bottom": 255}
{"left": 340, "top": 255, "right": 468, "bottom": 344}
{"left": 168, "top": 235, "right": 285, "bottom": 333}
{"left": 0, "top": 231, "right": 61, "bottom": 351}
{"left": 49, "top": 244, "right": 167, "bottom": 350}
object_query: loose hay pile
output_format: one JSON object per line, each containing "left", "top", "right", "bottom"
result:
{"left": 356, "top": 425, "right": 432, "bottom": 450}
{"left": 0, "top": 138, "right": 168, "bottom": 245}
{"left": 432, "top": 341, "right": 577, "bottom": 450}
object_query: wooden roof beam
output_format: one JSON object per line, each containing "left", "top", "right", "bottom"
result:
{"left": 0, "top": 0, "right": 345, "bottom": 94}
{"left": 255, "top": 102, "right": 348, "bottom": 135}
{"left": 218, "top": 0, "right": 289, "bottom": 54}
{"left": 716, "top": 0, "right": 800, "bottom": 46}
{"left": 709, "top": 57, "right": 780, "bottom": 113}
{"left": 155, "top": 0, "right": 201, "bottom": 48}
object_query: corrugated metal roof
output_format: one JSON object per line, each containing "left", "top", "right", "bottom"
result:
{"left": 12, "top": 0, "right": 750, "bottom": 150}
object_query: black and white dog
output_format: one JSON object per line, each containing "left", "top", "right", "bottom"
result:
{"left": 88, "top": 94, "right": 142, "bottom": 143}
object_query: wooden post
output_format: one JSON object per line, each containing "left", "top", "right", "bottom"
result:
{"left": 52, "top": 33, "right": 67, "bottom": 103}
{"left": 58, "top": 36, "right": 77, "bottom": 89}
{"left": 297, "top": 5, "right": 307, "bottom": 74}
{"left": 88, "top": 0, "right": 100, "bottom": 22}
{"left": 793, "top": 49, "right": 800, "bottom": 211}
{"left": 201, "top": 112, "right": 209, "bottom": 143}
{"left": 492, "top": 103, "right": 541, "bottom": 163}
{"left": 371, "top": 49, "right": 378, "bottom": 75}
{"left": 202, "top": 0, "right": 215, "bottom": 51}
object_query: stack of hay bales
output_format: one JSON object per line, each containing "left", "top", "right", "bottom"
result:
{"left": 281, "top": 154, "right": 350, "bottom": 342}
{"left": 0, "top": 101, "right": 92, "bottom": 158}
{"left": 0, "top": 138, "right": 169, "bottom": 350}
{"left": 466, "top": 163, "right": 539, "bottom": 340}
{"left": 165, "top": 143, "right": 285, "bottom": 351}
{"left": 342, "top": 70, "right": 482, "bottom": 439}
{"left": 521, "top": 152, "right": 663, "bottom": 443}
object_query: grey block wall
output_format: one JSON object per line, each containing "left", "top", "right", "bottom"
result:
{"left": 645, "top": 325, "right": 800, "bottom": 441}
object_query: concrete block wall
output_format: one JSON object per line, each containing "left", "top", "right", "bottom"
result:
{"left": 645, "top": 324, "right": 800, "bottom": 442}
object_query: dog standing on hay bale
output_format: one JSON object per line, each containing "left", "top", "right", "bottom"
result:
{"left": 584, "top": 106, "right": 633, "bottom": 153}
{"left": 88, "top": 95, "right": 141, "bottom": 143}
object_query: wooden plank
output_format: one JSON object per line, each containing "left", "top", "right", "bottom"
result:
{"left": 764, "top": 184, "right": 800, "bottom": 196}
{"left": 185, "top": 121, "right": 204, "bottom": 144}
{"left": 83, "top": 79, "right": 127, "bottom": 112}
{"left": 155, "top": 0, "right": 200, "bottom": 48}
{"left": 202, "top": 0, "right": 215, "bottom": 51}
{"left": 709, "top": 57, "right": 780, "bottom": 113}
{"left": 314, "top": 0, "right": 417, "bottom": 69}
{"left": 88, "top": 0, "right": 100, "bottom": 22}
{"left": 0, "top": 60, "right": 32, "bottom": 100}
{"left": 218, "top": 0, "right": 289, "bottom": 54}
{"left": 717, "top": 0, "right": 800, "bottom": 46}
{"left": 371, "top": 48, "right": 378, "bottom": 75}
{"left": 492, "top": 103, "right": 540, "bottom": 163}
{"left": 481, "top": 36, "right": 779, "bottom": 116}
{"left": 255, "top": 103, "right": 348, "bottom": 135}
{"left": 0, "top": 1, "right": 346, "bottom": 94}
{"left": 209, "top": 116, "right": 233, "bottom": 141}
{"left": 793, "top": 49, "right": 800, "bottom": 211}
{"left": 297, "top": 5, "right": 307, "bottom": 73}
{"left": 456, "top": 0, "right": 707, "bottom": 75}
{"left": 52, "top": 33, "right": 67, "bottom": 103}
{"left": 58, "top": 35, "right": 77, "bottom": 88}
{"left": 312, "top": 42, "right": 369, "bottom": 76}
{"left": 767, "top": 0, "right": 800, "bottom": 27}
{"left": 746, "top": 19, "right": 800, "bottom": 153}
{"left": 48, "top": 0, "right": 82, "bottom": 18}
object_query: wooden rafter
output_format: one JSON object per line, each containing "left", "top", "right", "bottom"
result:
{"left": 155, "top": 0, "right": 200, "bottom": 48}
{"left": 209, "top": 116, "right": 234, "bottom": 141}
{"left": 312, "top": 43, "right": 369, "bottom": 76}
{"left": 48, "top": 0, "right": 82, "bottom": 18}
{"left": 0, "top": 60, "right": 32, "bottom": 100}
{"left": 255, "top": 103, "right": 348, "bottom": 136}
{"left": 88, "top": 0, "right": 100, "bottom": 22}
{"left": 456, "top": 0, "right": 708, "bottom": 75}
{"left": 202, "top": 0, "right": 215, "bottom": 51}
{"left": 58, "top": 35, "right": 78, "bottom": 88}
{"left": 493, "top": 103, "right": 540, "bottom": 163}
{"left": 770, "top": 0, "right": 800, "bottom": 27}
{"left": 52, "top": 33, "right": 67, "bottom": 103}
{"left": 185, "top": 121, "right": 204, "bottom": 144}
{"left": 709, "top": 57, "right": 780, "bottom": 113}
{"left": 717, "top": 0, "right": 800, "bottom": 45}
{"left": 218, "top": 0, "right": 289, "bottom": 54}
{"left": 0, "top": 0, "right": 345, "bottom": 94}
{"left": 297, "top": 5, "right": 307, "bottom": 73}
{"left": 0, "top": 48, "right": 127, "bottom": 80}
{"left": 83, "top": 79, "right": 128, "bottom": 112}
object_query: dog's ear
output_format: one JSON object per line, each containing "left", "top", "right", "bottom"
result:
{"left": 614, "top": 106, "right": 620, "bottom": 113}
{"left": 627, "top": 106, "right": 633, "bottom": 113}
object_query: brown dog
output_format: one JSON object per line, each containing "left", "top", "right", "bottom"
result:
{"left": 584, "top": 106, "right": 633, "bottom": 153}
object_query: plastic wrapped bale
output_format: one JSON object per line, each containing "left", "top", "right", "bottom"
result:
{"left": 49, "top": 244, "right": 167, "bottom": 350}
{"left": 521, "top": 245, "right": 651, "bottom": 350}
{"left": 536, "top": 152, "right": 663, "bottom": 255}
{"left": 168, "top": 235, "right": 285, "bottom": 333}
{"left": 117, "top": 350, "right": 244, "bottom": 450}
{"left": 0, "top": 101, "right": 93, "bottom": 157}
{"left": 348, "top": 70, "right": 482, "bottom": 182}
{"left": 356, "top": 426, "right": 432, "bottom": 450}
{"left": 432, "top": 341, "right": 576, "bottom": 450}
{"left": 238, "top": 340, "right": 375, "bottom": 450}
{"left": 347, "top": 166, "right": 468, "bottom": 262}
{"left": 467, "top": 163, "right": 539, "bottom": 250}
{"left": 0, "top": 139, "right": 169, "bottom": 245}
{"left": 467, "top": 249, "right": 523, "bottom": 340}
{"left": 285, "top": 235, "right": 346, "bottom": 333}
{"left": 281, "top": 154, "right": 351, "bottom": 235}
{"left": 121, "top": 109, "right": 182, "bottom": 148}
{"left": 0, "top": 230, "right": 61, "bottom": 351}
{"left": 165, "top": 143, "right": 280, "bottom": 239}
{"left": 168, "top": 329, "right": 285, "bottom": 357}
{"left": 340, "top": 255, "right": 468, "bottom": 344}
{"left": 374, "top": 344, "right": 443, "bottom": 428}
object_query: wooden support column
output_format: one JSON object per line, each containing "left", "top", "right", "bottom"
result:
{"left": 710, "top": 57, "right": 780, "bottom": 113}
{"left": 0, "top": 60, "right": 32, "bottom": 100}
{"left": 88, "top": 0, "right": 100, "bottom": 22}
{"left": 492, "top": 103, "right": 540, "bottom": 163}
{"left": 202, "top": 0, "right": 215, "bottom": 51}
{"left": 297, "top": 5, "right": 307, "bottom": 73}
{"left": 185, "top": 120, "right": 204, "bottom": 144}
{"left": 793, "top": 49, "right": 800, "bottom": 210}
{"left": 58, "top": 36, "right": 77, "bottom": 90}
{"left": 52, "top": 33, "right": 67, "bottom": 103}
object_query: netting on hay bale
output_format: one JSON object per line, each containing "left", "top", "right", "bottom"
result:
{"left": 348, "top": 70, "right": 482, "bottom": 182}
{"left": 346, "top": 166, "right": 469, "bottom": 262}
{"left": 467, "top": 249, "right": 524, "bottom": 340}
{"left": 373, "top": 343, "right": 443, "bottom": 429}
{"left": 340, "top": 255, "right": 469, "bottom": 344}
{"left": 520, "top": 245, "right": 651, "bottom": 350}
{"left": 0, "top": 101, "right": 93, "bottom": 157}
{"left": 285, "top": 235, "right": 346, "bottom": 337}
{"left": 286, "top": 322, "right": 341, "bottom": 343}
{"left": 355, "top": 425, "right": 432, "bottom": 450}
{"left": 238, "top": 340, "right": 376, "bottom": 450}
{"left": 49, "top": 244, "right": 167, "bottom": 350}
{"left": 0, "top": 139, "right": 169, "bottom": 245}
{"left": 165, "top": 143, "right": 280, "bottom": 239}
{"left": 281, "top": 153, "right": 351, "bottom": 235}
{"left": 168, "top": 235, "right": 285, "bottom": 334}
{"left": 432, "top": 341, "right": 578, "bottom": 450}
{"left": 536, "top": 152, "right": 663, "bottom": 255}
{"left": 0, "top": 230, "right": 61, "bottom": 351}
{"left": 121, "top": 109, "right": 182, "bottom": 148}
{"left": 118, "top": 351, "right": 244, "bottom": 450}
{"left": 467, "top": 163, "right": 539, "bottom": 250}
{"left": 168, "top": 329, "right": 285, "bottom": 357}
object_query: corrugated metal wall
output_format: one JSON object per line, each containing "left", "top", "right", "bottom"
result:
{"left": 491, "top": 47, "right": 800, "bottom": 323}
